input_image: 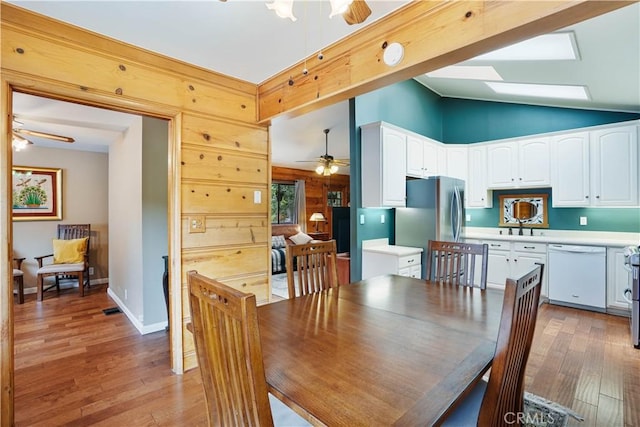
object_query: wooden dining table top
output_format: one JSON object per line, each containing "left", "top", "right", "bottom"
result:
{"left": 257, "top": 274, "right": 505, "bottom": 426}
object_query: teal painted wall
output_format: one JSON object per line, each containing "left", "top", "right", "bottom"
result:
{"left": 442, "top": 98, "right": 640, "bottom": 143}
{"left": 350, "top": 81, "right": 640, "bottom": 281}
{"left": 466, "top": 188, "right": 640, "bottom": 233}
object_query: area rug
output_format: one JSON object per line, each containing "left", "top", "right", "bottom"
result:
{"left": 522, "top": 392, "right": 584, "bottom": 427}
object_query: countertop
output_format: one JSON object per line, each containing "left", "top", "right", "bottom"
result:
{"left": 362, "top": 238, "right": 424, "bottom": 256}
{"left": 464, "top": 227, "right": 639, "bottom": 247}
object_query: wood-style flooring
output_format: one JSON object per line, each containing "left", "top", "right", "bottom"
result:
{"left": 13, "top": 286, "right": 640, "bottom": 426}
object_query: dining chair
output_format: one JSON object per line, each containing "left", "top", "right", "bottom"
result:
{"left": 285, "top": 239, "right": 338, "bottom": 298}
{"left": 34, "top": 224, "right": 91, "bottom": 301}
{"left": 441, "top": 263, "right": 544, "bottom": 427}
{"left": 426, "top": 240, "right": 489, "bottom": 289}
{"left": 186, "top": 271, "right": 310, "bottom": 427}
{"left": 13, "top": 257, "right": 25, "bottom": 304}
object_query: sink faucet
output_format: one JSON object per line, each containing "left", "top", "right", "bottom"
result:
{"left": 508, "top": 227, "right": 513, "bottom": 235}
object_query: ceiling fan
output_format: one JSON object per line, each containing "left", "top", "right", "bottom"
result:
{"left": 298, "top": 128, "right": 349, "bottom": 176}
{"left": 12, "top": 116, "right": 75, "bottom": 151}
{"left": 263, "top": 0, "right": 372, "bottom": 25}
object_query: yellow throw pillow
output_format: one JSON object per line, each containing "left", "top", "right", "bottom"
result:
{"left": 52, "top": 237, "right": 88, "bottom": 264}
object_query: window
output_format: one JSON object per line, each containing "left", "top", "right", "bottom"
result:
{"left": 327, "top": 191, "right": 342, "bottom": 207}
{"left": 271, "top": 182, "right": 295, "bottom": 224}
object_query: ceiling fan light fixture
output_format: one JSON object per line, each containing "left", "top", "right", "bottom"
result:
{"left": 329, "top": 0, "right": 354, "bottom": 18}
{"left": 266, "top": 0, "right": 297, "bottom": 21}
{"left": 12, "top": 134, "right": 32, "bottom": 152}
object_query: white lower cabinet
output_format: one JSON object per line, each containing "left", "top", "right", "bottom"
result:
{"left": 362, "top": 247, "right": 423, "bottom": 280}
{"left": 607, "top": 247, "right": 632, "bottom": 312}
{"left": 485, "top": 240, "right": 547, "bottom": 296}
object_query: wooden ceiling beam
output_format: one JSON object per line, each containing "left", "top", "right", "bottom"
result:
{"left": 257, "top": 0, "right": 632, "bottom": 123}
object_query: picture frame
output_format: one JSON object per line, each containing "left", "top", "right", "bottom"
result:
{"left": 499, "top": 193, "right": 548, "bottom": 228}
{"left": 12, "top": 166, "right": 62, "bottom": 221}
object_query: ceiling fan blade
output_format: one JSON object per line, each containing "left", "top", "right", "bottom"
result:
{"left": 14, "top": 128, "right": 75, "bottom": 143}
{"left": 343, "top": 0, "right": 371, "bottom": 25}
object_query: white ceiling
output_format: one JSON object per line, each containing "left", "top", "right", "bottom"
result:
{"left": 9, "top": 1, "right": 640, "bottom": 173}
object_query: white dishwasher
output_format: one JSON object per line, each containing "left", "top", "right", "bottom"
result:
{"left": 548, "top": 244, "right": 606, "bottom": 312}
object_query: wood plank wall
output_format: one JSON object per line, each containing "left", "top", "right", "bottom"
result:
{"left": 0, "top": 4, "right": 269, "bottom": 421}
{"left": 272, "top": 166, "right": 349, "bottom": 234}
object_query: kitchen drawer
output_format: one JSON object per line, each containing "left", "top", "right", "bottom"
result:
{"left": 487, "top": 241, "right": 510, "bottom": 251}
{"left": 399, "top": 254, "right": 421, "bottom": 269}
{"left": 513, "top": 242, "right": 546, "bottom": 254}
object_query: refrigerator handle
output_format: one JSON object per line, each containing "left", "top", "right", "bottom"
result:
{"left": 452, "top": 186, "right": 462, "bottom": 242}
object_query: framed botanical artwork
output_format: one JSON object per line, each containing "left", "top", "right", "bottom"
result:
{"left": 499, "top": 194, "right": 548, "bottom": 228}
{"left": 12, "top": 166, "right": 62, "bottom": 221}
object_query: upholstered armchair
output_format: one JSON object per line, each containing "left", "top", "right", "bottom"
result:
{"left": 34, "top": 224, "right": 91, "bottom": 301}
{"left": 13, "top": 257, "right": 25, "bottom": 304}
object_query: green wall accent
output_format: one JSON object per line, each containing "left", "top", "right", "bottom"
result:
{"left": 442, "top": 98, "right": 640, "bottom": 143}
{"left": 466, "top": 188, "right": 640, "bottom": 233}
{"left": 350, "top": 80, "right": 640, "bottom": 281}
{"left": 355, "top": 79, "right": 442, "bottom": 140}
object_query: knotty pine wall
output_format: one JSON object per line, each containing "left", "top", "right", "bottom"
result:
{"left": 0, "top": 4, "right": 268, "bottom": 415}
{"left": 272, "top": 166, "right": 350, "bottom": 234}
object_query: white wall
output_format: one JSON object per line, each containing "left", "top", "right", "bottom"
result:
{"left": 13, "top": 147, "right": 108, "bottom": 290}
{"left": 142, "top": 117, "right": 169, "bottom": 326}
{"left": 108, "top": 117, "right": 144, "bottom": 322}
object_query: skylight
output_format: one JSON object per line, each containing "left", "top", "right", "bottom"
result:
{"left": 471, "top": 32, "right": 579, "bottom": 61}
{"left": 426, "top": 65, "right": 503, "bottom": 81}
{"left": 485, "top": 82, "right": 589, "bottom": 100}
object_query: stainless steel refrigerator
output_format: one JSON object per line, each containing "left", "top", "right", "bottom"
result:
{"left": 395, "top": 176, "right": 465, "bottom": 279}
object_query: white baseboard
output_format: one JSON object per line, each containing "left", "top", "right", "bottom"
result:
{"left": 21, "top": 277, "right": 109, "bottom": 295}
{"left": 106, "top": 288, "right": 168, "bottom": 335}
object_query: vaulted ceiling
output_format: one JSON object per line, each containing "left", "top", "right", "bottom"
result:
{"left": 9, "top": 1, "right": 639, "bottom": 173}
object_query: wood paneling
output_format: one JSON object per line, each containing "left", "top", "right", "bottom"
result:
{"left": 272, "top": 166, "right": 349, "bottom": 234}
{"left": 258, "top": 1, "right": 629, "bottom": 122}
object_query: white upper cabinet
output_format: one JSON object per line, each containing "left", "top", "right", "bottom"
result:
{"left": 551, "top": 124, "right": 638, "bottom": 207}
{"left": 590, "top": 125, "right": 638, "bottom": 206}
{"left": 551, "top": 132, "right": 591, "bottom": 207}
{"left": 406, "top": 134, "right": 441, "bottom": 178}
{"left": 487, "top": 137, "right": 550, "bottom": 188}
{"left": 361, "top": 122, "right": 407, "bottom": 207}
{"left": 467, "top": 145, "right": 492, "bottom": 208}
{"left": 445, "top": 145, "right": 468, "bottom": 182}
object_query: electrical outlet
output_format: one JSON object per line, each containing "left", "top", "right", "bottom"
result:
{"left": 360, "top": 214, "right": 365, "bottom": 225}
{"left": 579, "top": 216, "right": 587, "bottom": 226}
{"left": 254, "top": 190, "right": 261, "bottom": 204}
{"left": 89, "top": 267, "right": 94, "bottom": 276}
{"left": 465, "top": 214, "right": 471, "bottom": 222}
{"left": 189, "top": 215, "right": 206, "bottom": 233}
{"left": 380, "top": 214, "right": 385, "bottom": 224}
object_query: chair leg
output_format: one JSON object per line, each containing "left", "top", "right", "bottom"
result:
{"left": 15, "top": 276, "right": 24, "bottom": 304}
{"left": 78, "top": 271, "right": 84, "bottom": 297}
{"left": 37, "top": 274, "right": 43, "bottom": 301}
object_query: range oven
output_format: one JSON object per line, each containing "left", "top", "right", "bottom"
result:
{"left": 624, "top": 251, "right": 640, "bottom": 349}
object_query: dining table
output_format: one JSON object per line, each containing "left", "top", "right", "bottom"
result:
{"left": 257, "top": 274, "right": 505, "bottom": 426}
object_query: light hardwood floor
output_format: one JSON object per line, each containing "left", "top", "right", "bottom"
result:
{"left": 13, "top": 286, "right": 640, "bottom": 426}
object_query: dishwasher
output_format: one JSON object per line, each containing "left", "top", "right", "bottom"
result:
{"left": 548, "top": 244, "right": 606, "bottom": 312}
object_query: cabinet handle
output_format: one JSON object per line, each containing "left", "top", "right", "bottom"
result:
{"left": 596, "top": 195, "right": 600, "bottom": 199}
{"left": 506, "top": 258, "right": 510, "bottom": 262}
{"left": 519, "top": 177, "right": 522, "bottom": 181}
{"left": 523, "top": 246, "right": 535, "bottom": 249}
{"left": 514, "top": 259, "right": 518, "bottom": 262}
{"left": 511, "top": 178, "right": 514, "bottom": 181}
{"left": 490, "top": 244, "right": 502, "bottom": 247}
{"left": 572, "top": 294, "right": 579, "bottom": 298}
{"left": 585, "top": 195, "right": 589, "bottom": 199}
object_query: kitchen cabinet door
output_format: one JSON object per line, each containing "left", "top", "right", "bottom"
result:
{"left": 446, "top": 145, "right": 468, "bottom": 181}
{"left": 550, "top": 132, "right": 590, "bottom": 207}
{"left": 405, "top": 134, "right": 424, "bottom": 177}
{"left": 607, "top": 247, "right": 632, "bottom": 312}
{"left": 361, "top": 122, "right": 407, "bottom": 207}
{"left": 486, "top": 241, "right": 511, "bottom": 289}
{"left": 518, "top": 137, "right": 550, "bottom": 186}
{"left": 467, "top": 146, "right": 492, "bottom": 208}
{"left": 487, "top": 143, "right": 517, "bottom": 188}
{"left": 590, "top": 125, "right": 638, "bottom": 206}
{"left": 406, "top": 134, "right": 441, "bottom": 178}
